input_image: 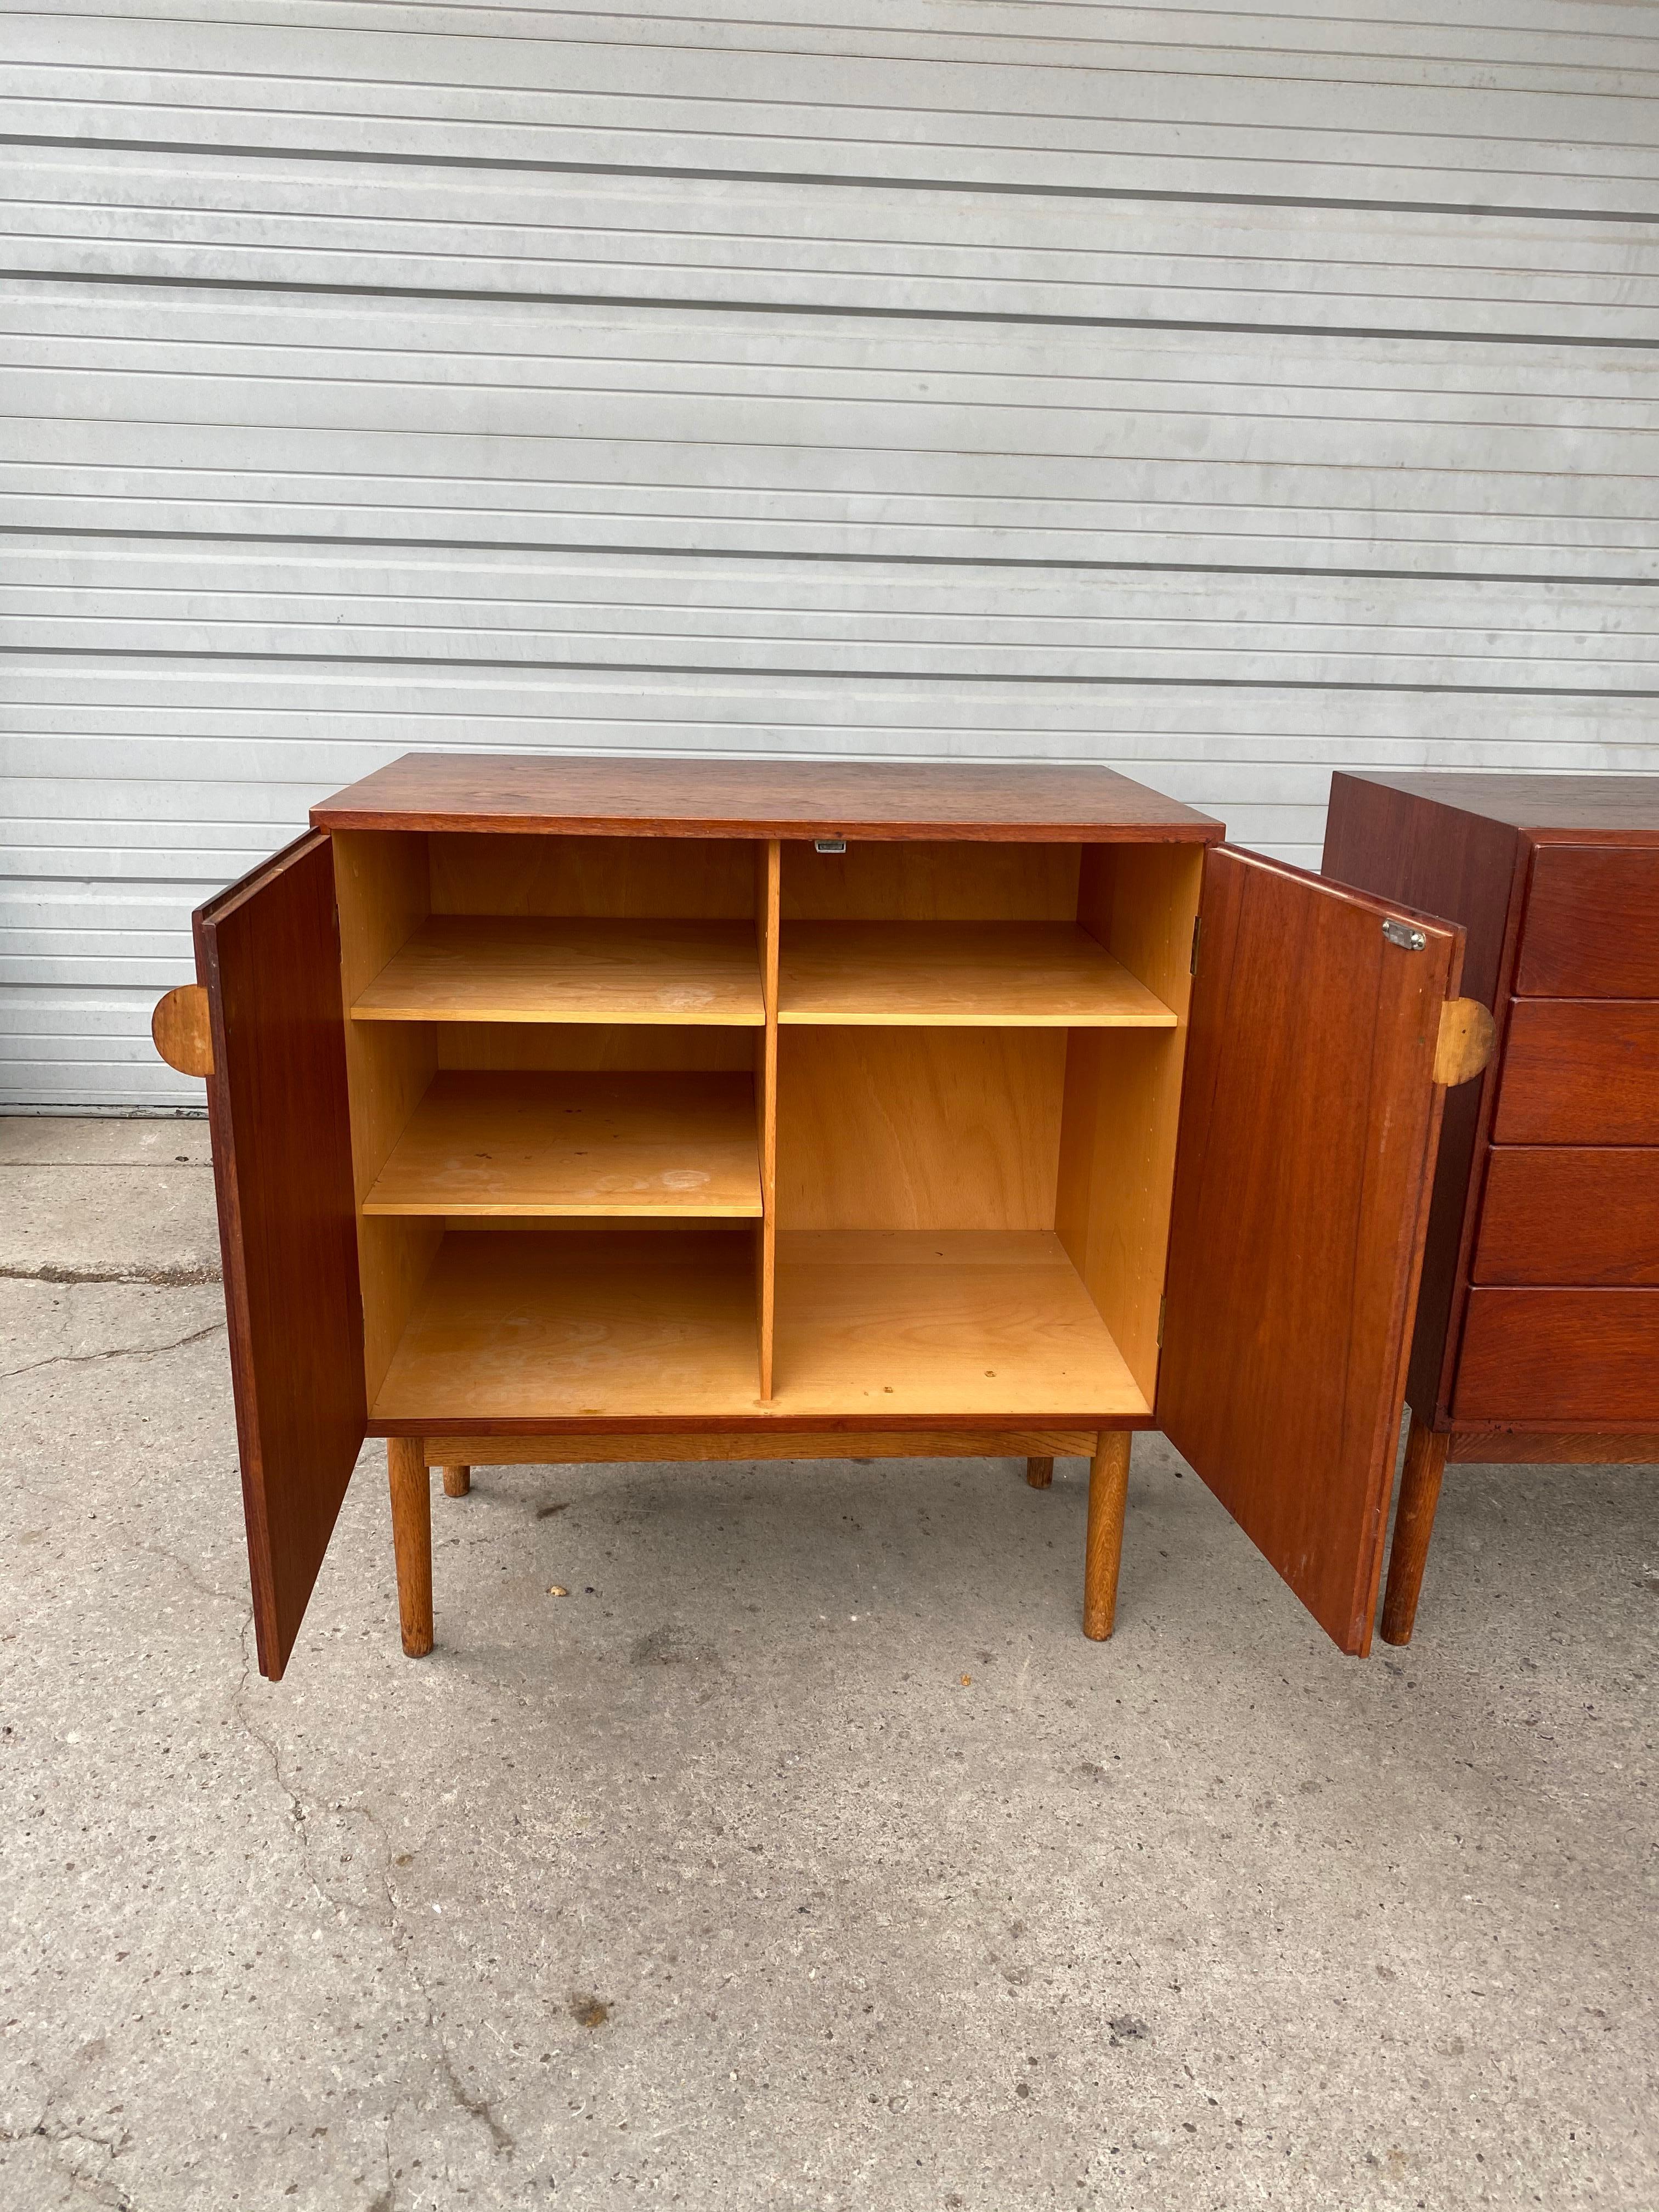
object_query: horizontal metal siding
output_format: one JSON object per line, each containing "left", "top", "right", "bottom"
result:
{"left": 2, "top": 0, "right": 1656, "bottom": 1106}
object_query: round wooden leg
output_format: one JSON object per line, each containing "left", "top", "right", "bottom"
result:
{"left": 387, "top": 1438, "right": 434, "bottom": 1658}
{"left": 1025, "top": 1455, "right": 1053, "bottom": 1489}
{"left": 442, "top": 1464, "right": 471, "bottom": 1498}
{"left": 1380, "top": 1415, "right": 1449, "bottom": 1647}
{"left": 1082, "top": 1433, "right": 1132, "bottom": 1640}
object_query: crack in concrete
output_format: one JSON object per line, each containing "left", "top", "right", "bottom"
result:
{"left": 0, "top": 1321, "right": 226, "bottom": 1383}
{"left": 232, "top": 1614, "right": 342, "bottom": 1923}
{"left": 435, "top": 2044, "right": 517, "bottom": 2157}
{"left": 357, "top": 1791, "right": 519, "bottom": 2168}
{"left": 133, "top": 1538, "right": 244, "bottom": 1612}
{"left": 0, "top": 1261, "right": 221, "bottom": 1286}
{"left": 2, "top": 2103, "right": 137, "bottom": 2209}
{"left": 231, "top": 1639, "right": 517, "bottom": 2175}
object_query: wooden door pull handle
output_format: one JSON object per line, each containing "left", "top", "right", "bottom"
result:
{"left": 152, "top": 984, "right": 215, "bottom": 1076}
{"left": 1432, "top": 997, "right": 1496, "bottom": 1087}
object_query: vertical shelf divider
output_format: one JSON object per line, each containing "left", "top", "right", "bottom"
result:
{"left": 755, "top": 839, "right": 781, "bottom": 1398}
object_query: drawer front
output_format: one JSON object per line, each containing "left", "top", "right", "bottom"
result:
{"left": 1455, "top": 1288, "right": 1659, "bottom": 1423}
{"left": 1474, "top": 1148, "right": 1659, "bottom": 1285}
{"left": 1517, "top": 846, "right": 1659, "bottom": 997}
{"left": 1493, "top": 1001, "right": 1659, "bottom": 1145}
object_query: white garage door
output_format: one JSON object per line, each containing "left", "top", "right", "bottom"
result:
{"left": 3, "top": 0, "right": 1656, "bottom": 1107}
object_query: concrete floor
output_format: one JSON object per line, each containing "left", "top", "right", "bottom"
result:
{"left": 0, "top": 1116, "right": 1654, "bottom": 2212}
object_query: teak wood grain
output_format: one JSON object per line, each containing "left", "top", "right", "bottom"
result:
{"left": 1158, "top": 845, "right": 1460, "bottom": 1655}
{"left": 1473, "top": 1148, "right": 1659, "bottom": 1286}
{"left": 1494, "top": 1002, "right": 1659, "bottom": 1146}
{"left": 361, "top": 1070, "right": 764, "bottom": 1218}
{"left": 1328, "top": 772, "right": 1659, "bottom": 842}
{"left": 312, "top": 752, "right": 1225, "bottom": 842}
{"left": 1447, "top": 1429, "right": 1659, "bottom": 1464}
{"left": 195, "top": 831, "right": 366, "bottom": 1681}
{"left": 1515, "top": 847, "right": 1659, "bottom": 998}
{"left": 1455, "top": 1290, "right": 1659, "bottom": 1424}
{"left": 1322, "top": 771, "right": 1525, "bottom": 1425}
{"left": 776, "top": 921, "right": 1176, "bottom": 1028}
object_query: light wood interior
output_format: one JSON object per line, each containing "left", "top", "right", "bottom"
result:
{"left": 416, "top": 1427, "right": 1102, "bottom": 1463}
{"left": 353, "top": 916, "right": 765, "bottom": 1026}
{"left": 778, "top": 922, "right": 1176, "bottom": 1028}
{"left": 362, "top": 1070, "right": 763, "bottom": 1218}
{"left": 1054, "top": 844, "right": 1205, "bottom": 1403}
{"left": 772, "top": 1231, "right": 1149, "bottom": 1418}
{"left": 373, "top": 1230, "right": 762, "bottom": 1421}
{"left": 776, "top": 1028, "right": 1066, "bottom": 1229}
{"left": 332, "top": 830, "right": 442, "bottom": 1402}
{"left": 332, "top": 832, "right": 1198, "bottom": 1425}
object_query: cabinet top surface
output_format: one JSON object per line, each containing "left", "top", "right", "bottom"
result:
{"left": 311, "top": 751, "right": 1223, "bottom": 842}
{"left": 1340, "top": 770, "right": 1659, "bottom": 838}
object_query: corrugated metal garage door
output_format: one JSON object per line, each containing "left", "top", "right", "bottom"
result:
{"left": 3, "top": 0, "right": 1656, "bottom": 1108}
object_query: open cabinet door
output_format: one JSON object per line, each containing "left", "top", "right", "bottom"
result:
{"left": 195, "top": 832, "right": 365, "bottom": 1679}
{"left": 1158, "top": 848, "right": 1461, "bottom": 1654}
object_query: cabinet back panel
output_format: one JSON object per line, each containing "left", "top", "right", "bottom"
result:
{"left": 430, "top": 833, "right": 755, "bottom": 917}
{"left": 776, "top": 1028, "right": 1065, "bottom": 1231}
{"left": 436, "top": 1022, "right": 754, "bottom": 1072}
{"left": 1056, "top": 842, "right": 1203, "bottom": 1401}
{"left": 780, "top": 840, "right": 1079, "bottom": 920}
{"left": 331, "top": 830, "right": 441, "bottom": 1400}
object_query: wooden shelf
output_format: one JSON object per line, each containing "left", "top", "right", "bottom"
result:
{"left": 362, "top": 1071, "right": 763, "bottom": 1218}
{"left": 373, "top": 1231, "right": 762, "bottom": 1421}
{"left": 369, "top": 1227, "right": 1146, "bottom": 1424}
{"left": 777, "top": 923, "right": 1176, "bottom": 1028}
{"left": 353, "top": 917, "right": 765, "bottom": 1026}
{"left": 772, "top": 1231, "right": 1150, "bottom": 1417}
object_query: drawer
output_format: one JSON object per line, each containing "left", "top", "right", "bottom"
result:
{"left": 1493, "top": 1001, "right": 1659, "bottom": 1145}
{"left": 1517, "top": 846, "right": 1659, "bottom": 997}
{"left": 1455, "top": 1288, "right": 1659, "bottom": 1423}
{"left": 1474, "top": 1148, "right": 1659, "bottom": 1285}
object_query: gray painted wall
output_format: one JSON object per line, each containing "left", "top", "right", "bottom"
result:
{"left": 3, "top": 1, "right": 1656, "bottom": 1106}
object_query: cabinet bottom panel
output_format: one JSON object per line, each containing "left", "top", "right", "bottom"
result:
{"left": 772, "top": 1230, "right": 1149, "bottom": 1420}
{"left": 373, "top": 1229, "right": 762, "bottom": 1421}
{"left": 370, "top": 1228, "right": 1149, "bottom": 1425}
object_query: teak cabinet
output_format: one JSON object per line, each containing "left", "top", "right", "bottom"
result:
{"left": 1324, "top": 771, "right": 1659, "bottom": 1644}
{"left": 152, "top": 754, "right": 1492, "bottom": 1680}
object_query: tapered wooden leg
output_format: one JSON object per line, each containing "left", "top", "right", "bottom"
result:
{"left": 387, "top": 1437, "right": 433, "bottom": 1658}
{"left": 1082, "top": 1432, "right": 1132, "bottom": 1640}
{"left": 1025, "top": 1455, "right": 1053, "bottom": 1489}
{"left": 1380, "top": 1414, "right": 1449, "bottom": 1647}
{"left": 442, "top": 1464, "right": 471, "bottom": 1498}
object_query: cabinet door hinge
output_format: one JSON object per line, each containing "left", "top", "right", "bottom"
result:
{"left": 1157, "top": 1294, "right": 1166, "bottom": 1347}
{"left": 1189, "top": 916, "right": 1201, "bottom": 975}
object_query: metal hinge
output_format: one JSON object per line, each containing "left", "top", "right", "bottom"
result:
{"left": 1189, "top": 916, "right": 1201, "bottom": 974}
{"left": 1382, "top": 916, "right": 1427, "bottom": 952}
{"left": 1157, "top": 1294, "right": 1166, "bottom": 1347}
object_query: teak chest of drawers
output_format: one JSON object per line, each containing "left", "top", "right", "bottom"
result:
{"left": 1324, "top": 771, "right": 1659, "bottom": 1643}
{"left": 153, "top": 754, "right": 1491, "bottom": 1679}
